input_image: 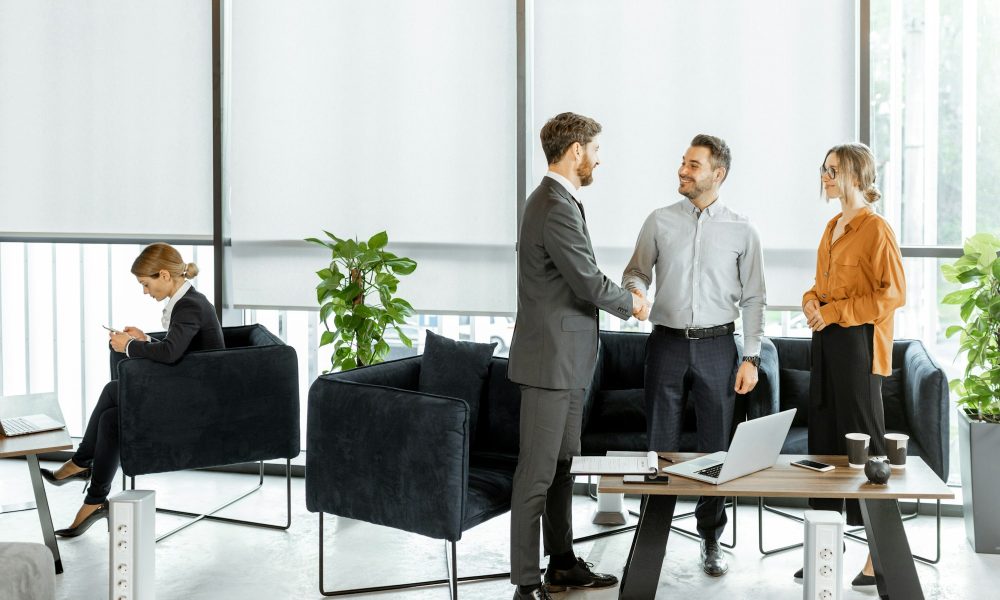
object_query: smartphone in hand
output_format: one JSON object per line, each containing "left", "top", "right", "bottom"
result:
{"left": 102, "top": 324, "right": 123, "bottom": 335}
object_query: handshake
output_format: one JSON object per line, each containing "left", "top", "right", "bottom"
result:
{"left": 630, "top": 288, "right": 652, "bottom": 321}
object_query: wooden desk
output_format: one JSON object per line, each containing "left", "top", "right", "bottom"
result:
{"left": 599, "top": 453, "right": 954, "bottom": 600}
{"left": 1, "top": 393, "right": 74, "bottom": 574}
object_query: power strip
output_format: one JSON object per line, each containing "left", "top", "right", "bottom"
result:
{"left": 109, "top": 490, "right": 156, "bottom": 600}
{"left": 803, "top": 510, "right": 843, "bottom": 600}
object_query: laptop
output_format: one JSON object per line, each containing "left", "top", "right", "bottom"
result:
{"left": 661, "top": 409, "right": 796, "bottom": 484}
{"left": 0, "top": 413, "right": 65, "bottom": 437}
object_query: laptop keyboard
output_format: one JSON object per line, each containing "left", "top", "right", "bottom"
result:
{"left": 0, "top": 417, "right": 35, "bottom": 436}
{"left": 695, "top": 463, "right": 724, "bottom": 478}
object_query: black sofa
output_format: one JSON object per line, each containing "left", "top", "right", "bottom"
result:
{"left": 581, "top": 330, "right": 779, "bottom": 455}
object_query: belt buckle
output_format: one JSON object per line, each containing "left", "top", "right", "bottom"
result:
{"left": 684, "top": 327, "right": 695, "bottom": 339}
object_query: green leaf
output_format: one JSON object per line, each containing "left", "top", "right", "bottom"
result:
{"left": 945, "top": 325, "right": 964, "bottom": 338}
{"left": 368, "top": 231, "right": 389, "bottom": 249}
{"left": 394, "top": 326, "right": 413, "bottom": 348}
{"left": 942, "top": 288, "right": 975, "bottom": 305}
{"left": 323, "top": 230, "right": 345, "bottom": 244}
{"left": 305, "top": 237, "right": 331, "bottom": 248}
{"left": 319, "top": 302, "right": 335, "bottom": 324}
{"left": 316, "top": 268, "right": 333, "bottom": 280}
{"left": 387, "top": 258, "right": 417, "bottom": 275}
{"left": 320, "top": 330, "right": 335, "bottom": 347}
{"left": 961, "top": 298, "right": 976, "bottom": 323}
{"left": 957, "top": 268, "right": 983, "bottom": 284}
{"left": 993, "top": 259, "right": 1000, "bottom": 282}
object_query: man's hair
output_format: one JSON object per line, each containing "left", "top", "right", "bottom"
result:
{"left": 690, "top": 133, "right": 732, "bottom": 182}
{"left": 540, "top": 112, "right": 602, "bottom": 165}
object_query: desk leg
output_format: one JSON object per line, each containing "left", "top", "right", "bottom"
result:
{"left": 26, "top": 455, "right": 63, "bottom": 575}
{"left": 619, "top": 495, "right": 676, "bottom": 600}
{"left": 860, "top": 499, "right": 922, "bottom": 600}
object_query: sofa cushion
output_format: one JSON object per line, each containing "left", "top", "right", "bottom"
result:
{"left": 780, "top": 368, "right": 810, "bottom": 426}
{"left": 418, "top": 330, "right": 496, "bottom": 445}
{"left": 463, "top": 466, "right": 514, "bottom": 531}
{"left": 588, "top": 389, "right": 645, "bottom": 432}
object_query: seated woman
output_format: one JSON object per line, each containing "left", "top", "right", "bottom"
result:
{"left": 41, "top": 242, "right": 224, "bottom": 537}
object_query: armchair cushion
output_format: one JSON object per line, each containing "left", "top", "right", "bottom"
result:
{"left": 418, "top": 330, "right": 496, "bottom": 445}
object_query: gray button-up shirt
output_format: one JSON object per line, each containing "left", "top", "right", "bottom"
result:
{"left": 622, "top": 199, "right": 766, "bottom": 356}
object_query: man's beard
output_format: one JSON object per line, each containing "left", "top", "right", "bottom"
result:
{"left": 577, "top": 156, "right": 595, "bottom": 187}
{"left": 679, "top": 176, "right": 712, "bottom": 199}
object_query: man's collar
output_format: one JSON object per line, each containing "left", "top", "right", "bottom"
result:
{"left": 545, "top": 171, "right": 578, "bottom": 200}
{"left": 685, "top": 198, "right": 722, "bottom": 216}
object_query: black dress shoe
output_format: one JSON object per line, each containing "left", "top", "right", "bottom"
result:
{"left": 55, "top": 503, "right": 109, "bottom": 538}
{"left": 701, "top": 539, "right": 728, "bottom": 576}
{"left": 40, "top": 467, "right": 91, "bottom": 487}
{"left": 512, "top": 585, "right": 553, "bottom": 600}
{"left": 544, "top": 557, "right": 619, "bottom": 591}
{"left": 851, "top": 570, "right": 878, "bottom": 593}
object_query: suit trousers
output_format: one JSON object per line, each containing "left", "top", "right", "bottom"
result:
{"left": 644, "top": 328, "right": 738, "bottom": 541}
{"left": 510, "top": 386, "right": 584, "bottom": 585}
{"left": 72, "top": 380, "right": 120, "bottom": 505}
{"left": 808, "top": 323, "right": 886, "bottom": 526}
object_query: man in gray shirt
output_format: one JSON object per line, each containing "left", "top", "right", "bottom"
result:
{"left": 622, "top": 133, "right": 766, "bottom": 578}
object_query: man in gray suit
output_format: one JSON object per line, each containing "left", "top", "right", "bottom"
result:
{"left": 507, "top": 112, "right": 650, "bottom": 600}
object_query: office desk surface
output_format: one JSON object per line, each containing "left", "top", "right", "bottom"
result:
{"left": 0, "top": 393, "right": 73, "bottom": 458}
{"left": 599, "top": 453, "right": 954, "bottom": 500}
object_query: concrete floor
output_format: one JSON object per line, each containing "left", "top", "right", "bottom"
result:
{"left": 1, "top": 458, "right": 997, "bottom": 600}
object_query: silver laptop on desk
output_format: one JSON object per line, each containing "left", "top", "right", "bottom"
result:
{"left": 0, "top": 414, "right": 65, "bottom": 437}
{"left": 662, "top": 409, "right": 796, "bottom": 484}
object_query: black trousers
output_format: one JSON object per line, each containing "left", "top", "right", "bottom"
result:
{"left": 71, "top": 380, "right": 120, "bottom": 505}
{"left": 808, "top": 323, "right": 886, "bottom": 526}
{"left": 644, "top": 328, "right": 738, "bottom": 541}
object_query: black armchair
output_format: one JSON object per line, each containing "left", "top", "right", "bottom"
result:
{"left": 114, "top": 324, "right": 300, "bottom": 541}
{"left": 306, "top": 355, "right": 520, "bottom": 598}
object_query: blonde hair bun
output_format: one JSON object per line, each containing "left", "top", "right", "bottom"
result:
{"left": 864, "top": 186, "right": 882, "bottom": 204}
{"left": 184, "top": 262, "right": 200, "bottom": 279}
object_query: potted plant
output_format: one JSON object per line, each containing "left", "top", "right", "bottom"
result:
{"left": 306, "top": 230, "right": 417, "bottom": 371}
{"left": 941, "top": 232, "right": 1000, "bottom": 553}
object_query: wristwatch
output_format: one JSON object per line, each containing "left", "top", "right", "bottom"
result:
{"left": 742, "top": 355, "right": 761, "bottom": 368}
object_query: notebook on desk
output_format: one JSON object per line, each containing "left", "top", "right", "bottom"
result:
{"left": 0, "top": 414, "right": 65, "bottom": 437}
{"left": 661, "top": 409, "right": 796, "bottom": 484}
{"left": 571, "top": 451, "right": 660, "bottom": 475}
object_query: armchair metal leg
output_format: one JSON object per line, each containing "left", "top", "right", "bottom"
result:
{"left": 128, "top": 460, "right": 292, "bottom": 543}
{"left": 757, "top": 497, "right": 941, "bottom": 563}
{"left": 317, "top": 513, "right": 510, "bottom": 597}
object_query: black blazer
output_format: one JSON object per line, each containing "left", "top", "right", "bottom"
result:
{"left": 127, "top": 287, "right": 224, "bottom": 363}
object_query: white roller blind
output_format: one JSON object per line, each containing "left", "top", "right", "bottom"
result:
{"left": 533, "top": 0, "right": 856, "bottom": 308}
{"left": 228, "top": 0, "right": 517, "bottom": 312}
{"left": 0, "top": 0, "right": 214, "bottom": 238}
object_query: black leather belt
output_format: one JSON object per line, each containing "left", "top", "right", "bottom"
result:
{"left": 655, "top": 322, "right": 735, "bottom": 340}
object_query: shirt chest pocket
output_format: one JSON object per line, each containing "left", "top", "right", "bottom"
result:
{"left": 831, "top": 255, "right": 863, "bottom": 294}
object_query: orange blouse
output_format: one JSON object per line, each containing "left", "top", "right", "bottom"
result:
{"left": 802, "top": 207, "right": 906, "bottom": 376}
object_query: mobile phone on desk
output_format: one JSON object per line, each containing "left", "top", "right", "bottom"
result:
{"left": 102, "top": 324, "right": 123, "bottom": 334}
{"left": 791, "top": 459, "right": 835, "bottom": 472}
{"left": 624, "top": 473, "right": 670, "bottom": 484}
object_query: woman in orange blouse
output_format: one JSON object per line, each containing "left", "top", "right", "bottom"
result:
{"left": 800, "top": 143, "right": 905, "bottom": 591}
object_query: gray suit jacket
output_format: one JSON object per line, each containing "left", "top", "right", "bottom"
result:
{"left": 507, "top": 177, "right": 633, "bottom": 390}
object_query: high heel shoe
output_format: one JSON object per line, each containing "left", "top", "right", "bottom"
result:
{"left": 40, "top": 466, "right": 92, "bottom": 487}
{"left": 55, "top": 503, "right": 109, "bottom": 538}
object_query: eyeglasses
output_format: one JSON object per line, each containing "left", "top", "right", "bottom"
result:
{"left": 820, "top": 165, "right": 838, "bottom": 179}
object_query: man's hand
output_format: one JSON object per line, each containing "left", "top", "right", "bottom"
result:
{"left": 109, "top": 332, "right": 133, "bottom": 353}
{"left": 734, "top": 360, "right": 758, "bottom": 394}
{"left": 630, "top": 289, "right": 651, "bottom": 321}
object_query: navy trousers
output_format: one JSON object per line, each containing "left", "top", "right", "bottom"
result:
{"left": 644, "top": 327, "right": 739, "bottom": 541}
